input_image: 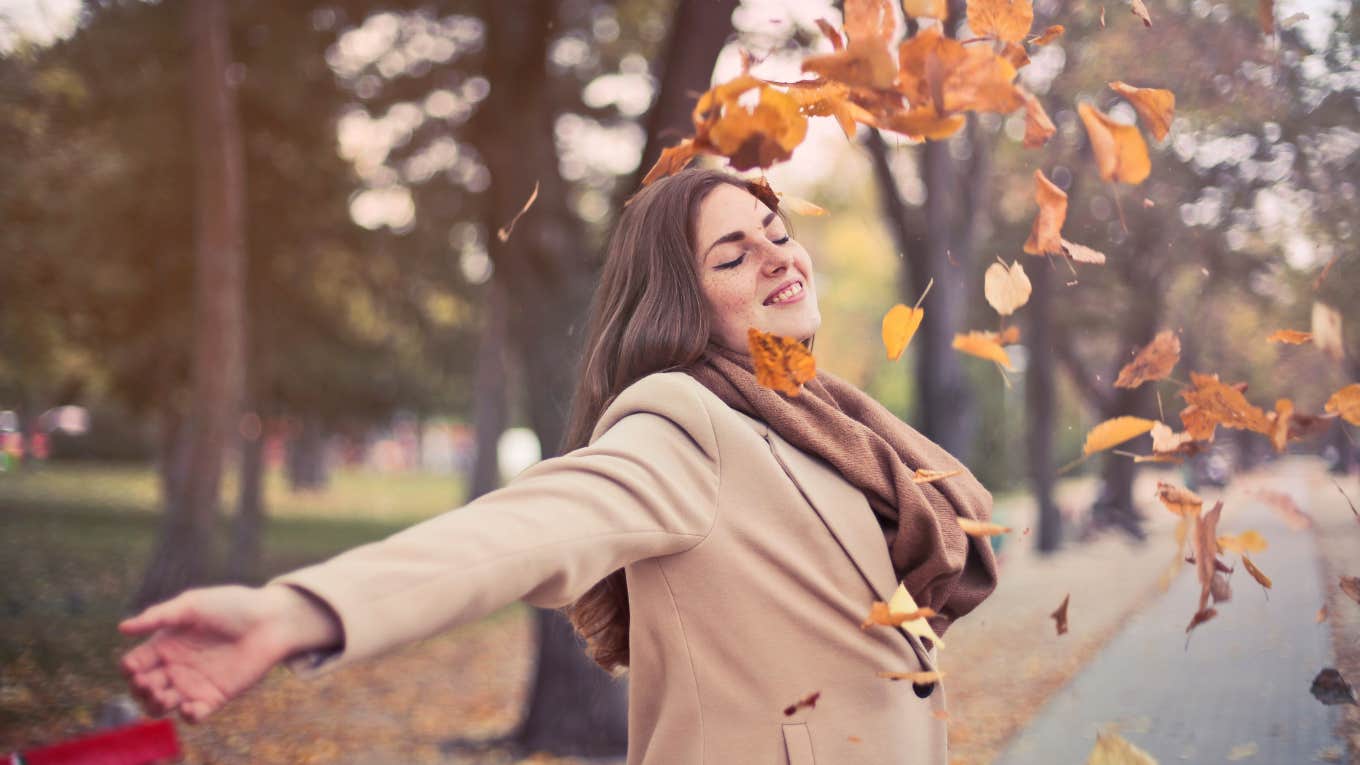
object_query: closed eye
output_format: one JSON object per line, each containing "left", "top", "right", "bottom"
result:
{"left": 714, "top": 235, "right": 790, "bottom": 270}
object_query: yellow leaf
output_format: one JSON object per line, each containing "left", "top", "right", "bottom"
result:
{"left": 953, "top": 331, "right": 1013, "bottom": 369}
{"left": 1155, "top": 481, "right": 1203, "bottom": 516}
{"left": 777, "top": 193, "right": 827, "bottom": 216}
{"left": 958, "top": 517, "right": 1012, "bottom": 537}
{"left": 888, "top": 583, "right": 946, "bottom": 647}
{"left": 1109, "top": 81, "right": 1175, "bottom": 141}
{"left": 1267, "top": 329, "right": 1312, "bottom": 344}
{"left": 1029, "top": 24, "right": 1064, "bottom": 44}
{"left": 984, "top": 260, "right": 1032, "bottom": 316}
{"left": 1021, "top": 89, "right": 1056, "bottom": 148}
{"left": 1078, "top": 102, "right": 1151, "bottom": 185}
{"left": 903, "top": 0, "right": 948, "bottom": 19}
{"left": 1087, "top": 730, "right": 1158, "bottom": 765}
{"left": 1217, "top": 530, "right": 1268, "bottom": 554}
{"left": 877, "top": 670, "right": 946, "bottom": 682}
{"left": 860, "top": 601, "right": 936, "bottom": 628}
{"left": 876, "top": 108, "right": 968, "bottom": 141}
{"left": 967, "top": 0, "right": 1034, "bottom": 43}
{"left": 748, "top": 328, "right": 816, "bottom": 396}
{"left": 1325, "top": 383, "right": 1360, "bottom": 426}
{"left": 1270, "top": 398, "right": 1293, "bottom": 453}
{"left": 883, "top": 304, "right": 925, "bottom": 361}
{"left": 1083, "top": 416, "right": 1156, "bottom": 456}
{"left": 1024, "top": 169, "right": 1066, "bottom": 254}
{"left": 912, "top": 467, "right": 964, "bottom": 483}
{"left": 1242, "top": 555, "right": 1272, "bottom": 591}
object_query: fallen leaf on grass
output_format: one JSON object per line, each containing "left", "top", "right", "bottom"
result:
{"left": 877, "top": 670, "right": 946, "bottom": 683}
{"left": 1242, "top": 555, "right": 1271, "bottom": 592}
{"left": 1115, "top": 331, "right": 1181, "bottom": 388}
{"left": 783, "top": 690, "right": 821, "bottom": 716}
{"left": 497, "top": 181, "right": 540, "bottom": 242}
{"left": 1267, "top": 329, "right": 1312, "bottom": 344}
{"left": 913, "top": 468, "right": 963, "bottom": 484}
{"left": 957, "top": 517, "right": 1012, "bottom": 537}
{"left": 749, "top": 328, "right": 816, "bottom": 397}
{"left": 1051, "top": 593, "right": 1070, "bottom": 636}
{"left": 1083, "top": 416, "right": 1156, "bottom": 456}
{"left": 1341, "top": 576, "right": 1360, "bottom": 605}
{"left": 1310, "top": 668, "right": 1358, "bottom": 706}
{"left": 1325, "top": 383, "right": 1360, "bottom": 426}
{"left": 1087, "top": 730, "right": 1157, "bottom": 764}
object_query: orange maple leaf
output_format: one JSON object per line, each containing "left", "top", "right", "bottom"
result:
{"left": 1078, "top": 102, "right": 1151, "bottom": 185}
{"left": 967, "top": 0, "right": 1035, "bottom": 43}
{"left": 748, "top": 328, "right": 816, "bottom": 397}
{"left": 1325, "top": 383, "right": 1360, "bottom": 426}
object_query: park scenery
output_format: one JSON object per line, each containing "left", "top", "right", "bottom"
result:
{"left": 1, "top": 0, "right": 1358, "bottom": 762}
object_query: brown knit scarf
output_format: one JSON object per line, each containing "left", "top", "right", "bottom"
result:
{"left": 686, "top": 341, "right": 998, "bottom": 637}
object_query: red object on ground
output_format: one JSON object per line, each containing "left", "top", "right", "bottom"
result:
{"left": 9, "top": 719, "right": 180, "bottom": 765}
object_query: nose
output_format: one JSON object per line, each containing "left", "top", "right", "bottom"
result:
{"left": 760, "top": 242, "right": 793, "bottom": 275}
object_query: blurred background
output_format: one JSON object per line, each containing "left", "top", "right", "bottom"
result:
{"left": 1, "top": 0, "right": 1357, "bottom": 762}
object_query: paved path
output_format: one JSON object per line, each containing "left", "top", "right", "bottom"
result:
{"left": 994, "top": 462, "right": 1349, "bottom": 764}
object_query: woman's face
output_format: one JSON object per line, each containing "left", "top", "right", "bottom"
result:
{"left": 693, "top": 184, "right": 821, "bottom": 353}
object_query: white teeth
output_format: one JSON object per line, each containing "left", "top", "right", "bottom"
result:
{"left": 768, "top": 282, "right": 803, "bottom": 305}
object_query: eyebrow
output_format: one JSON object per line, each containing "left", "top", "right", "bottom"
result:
{"left": 703, "top": 211, "right": 779, "bottom": 264}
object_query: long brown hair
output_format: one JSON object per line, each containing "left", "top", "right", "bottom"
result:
{"left": 559, "top": 167, "right": 770, "bottom": 674}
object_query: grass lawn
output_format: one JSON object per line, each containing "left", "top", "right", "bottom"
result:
{"left": 0, "top": 461, "right": 471, "bottom": 750}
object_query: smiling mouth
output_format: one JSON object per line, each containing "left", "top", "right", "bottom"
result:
{"left": 764, "top": 281, "right": 805, "bottom": 306}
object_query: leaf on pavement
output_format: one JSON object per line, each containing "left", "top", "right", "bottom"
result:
{"left": 1082, "top": 416, "right": 1156, "bottom": 456}
{"left": 748, "top": 328, "right": 816, "bottom": 397}
{"left": 1310, "top": 668, "right": 1358, "bottom": 706}
{"left": 1108, "top": 81, "right": 1174, "bottom": 141}
{"left": 1115, "top": 330, "right": 1181, "bottom": 388}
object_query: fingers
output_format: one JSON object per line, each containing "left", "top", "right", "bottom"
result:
{"left": 119, "top": 594, "right": 196, "bottom": 636}
{"left": 180, "top": 699, "right": 215, "bottom": 723}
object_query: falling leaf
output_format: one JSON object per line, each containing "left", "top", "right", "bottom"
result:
{"left": 777, "top": 193, "right": 827, "bottom": 216}
{"left": 903, "top": 0, "right": 949, "bottom": 20}
{"left": 888, "top": 583, "right": 947, "bottom": 647}
{"left": 706, "top": 85, "right": 810, "bottom": 171}
{"left": 1254, "top": 490, "right": 1312, "bottom": 530}
{"left": 1179, "top": 373, "right": 1273, "bottom": 435}
{"left": 803, "top": 39, "right": 899, "bottom": 90}
{"left": 815, "top": 18, "right": 844, "bottom": 50}
{"left": 1099, "top": 5, "right": 1107, "bottom": 27}
{"left": 1129, "top": 0, "right": 1152, "bottom": 26}
{"left": 984, "top": 260, "right": 1032, "bottom": 316}
{"left": 1325, "top": 384, "right": 1360, "bottom": 426}
{"left": 746, "top": 176, "right": 783, "bottom": 212}
{"left": 1189, "top": 500, "right": 1225, "bottom": 630}
{"left": 641, "top": 139, "right": 698, "bottom": 187}
{"left": 958, "top": 517, "right": 1012, "bottom": 537}
{"left": 1310, "top": 668, "right": 1358, "bottom": 706}
{"left": 1267, "top": 329, "right": 1312, "bottom": 344}
{"left": 1242, "top": 555, "right": 1271, "bottom": 591}
{"left": 1108, "top": 82, "right": 1175, "bottom": 141}
{"left": 1156, "top": 481, "right": 1203, "bottom": 516}
{"left": 1024, "top": 169, "right": 1067, "bottom": 255}
{"left": 748, "top": 328, "right": 816, "bottom": 397}
{"left": 876, "top": 108, "right": 969, "bottom": 140}
{"left": 1078, "top": 102, "right": 1151, "bottom": 185}
{"left": 1341, "top": 576, "right": 1360, "bottom": 605}
{"left": 860, "top": 601, "right": 938, "bottom": 629}
{"left": 1001, "top": 41, "right": 1030, "bottom": 69}
{"left": 1115, "top": 331, "right": 1181, "bottom": 388}
{"left": 1217, "top": 530, "right": 1267, "bottom": 554}
{"left": 912, "top": 468, "right": 964, "bottom": 483}
{"left": 1149, "top": 422, "right": 1202, "bottom": 459}
{"left": 783, "top": 690, "right": 822, "bottom": 716}
{"left": 1269, "top": 398, "right": 1293, "bottom": 453}
{"left": 496, "top": 181, "right": 540, "bottom": 242}
{"left": 1021, "top": 90, "right": 1056, "bottom": 148}
{"left": 967, "top": 0, "right": 1035, "bottom": 43}
{"left": 845, "top": 0, "right": 897, "bottom": 44}
{"left": 1227, "top": 742, "right": 1259, "bottom": 761}
{"left": 883, "top": 305, "right": 925, "bottom": 361}
{"left": 1186, "top": 606, "right": 1218, "bottom": 633}
{"left": 1029, "top": 24, "right": 1064, "bottom": 44}
{"left": 1087, "top": 730, "right": 1157, "bottom": 764}
{"left": 1051, "top": 593, "right": 1070, "bottom": 636}
{"left": 1179, "top": 404, "right": 1217, "bottom": 441}
{"left": 1312, "top": 302, "right": 1345, "bottom": 362}
{"left": 1317, "top": 606, "right": 1328, "bottom": 623}
{"left": 784, "top": 78, "right": 873, "bottom": 140}
{"left": 953, "top": 331, "right": 1014, "bottom": 369}
{"left": 1082, "top": 416, "right": 1156, "bottom": 456}
{"left": 877, "top": 670, "right": 946, "bottom": 682}
{"left": 1062, "top": 241, "right": 1107, "bottom": 264}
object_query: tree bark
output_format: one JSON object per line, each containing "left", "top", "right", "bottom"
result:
{"left": 134, "top": 0, "right": 246, "bottom": 610}
{"left": 1026, "top": 260, "right": 1061, "bottom": 553}
{"left": 469, "top": 282, "right": 509, "bottom": 500}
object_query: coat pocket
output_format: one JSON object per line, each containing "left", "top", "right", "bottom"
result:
{"left": 781, "top": 722, "right": 816, "bottom": 765}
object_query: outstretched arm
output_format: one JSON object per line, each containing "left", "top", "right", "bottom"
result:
{"left": 119, "top": 584, "right": 342, "bottom": 721}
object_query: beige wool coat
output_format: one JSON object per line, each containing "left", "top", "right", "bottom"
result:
{"left": 272, "top": 371, "right": 972, "bottom": 765}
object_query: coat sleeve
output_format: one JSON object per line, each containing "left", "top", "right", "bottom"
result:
{"left": 269, "top": 373, "right": 720, "bottom": 675}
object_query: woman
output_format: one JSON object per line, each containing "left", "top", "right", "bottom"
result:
{"left": 119, "top": 168, "right": 998, "bottom": 764}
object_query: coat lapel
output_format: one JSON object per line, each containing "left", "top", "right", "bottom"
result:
{"left": 734, "top": 412, "right": 938, "bottom": 672}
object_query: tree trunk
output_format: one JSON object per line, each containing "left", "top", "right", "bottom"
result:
{"left": 469, "top": 282, "right": 509, "bottom": 500}
{"left": 1026, "top": 260, "right": 1062, "bottom": 553}
{"left": 229, "top": 409, "right": 266, "bottom": 582}
{"left": 134, "top": 0, "right": 246, "bottom": 610}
